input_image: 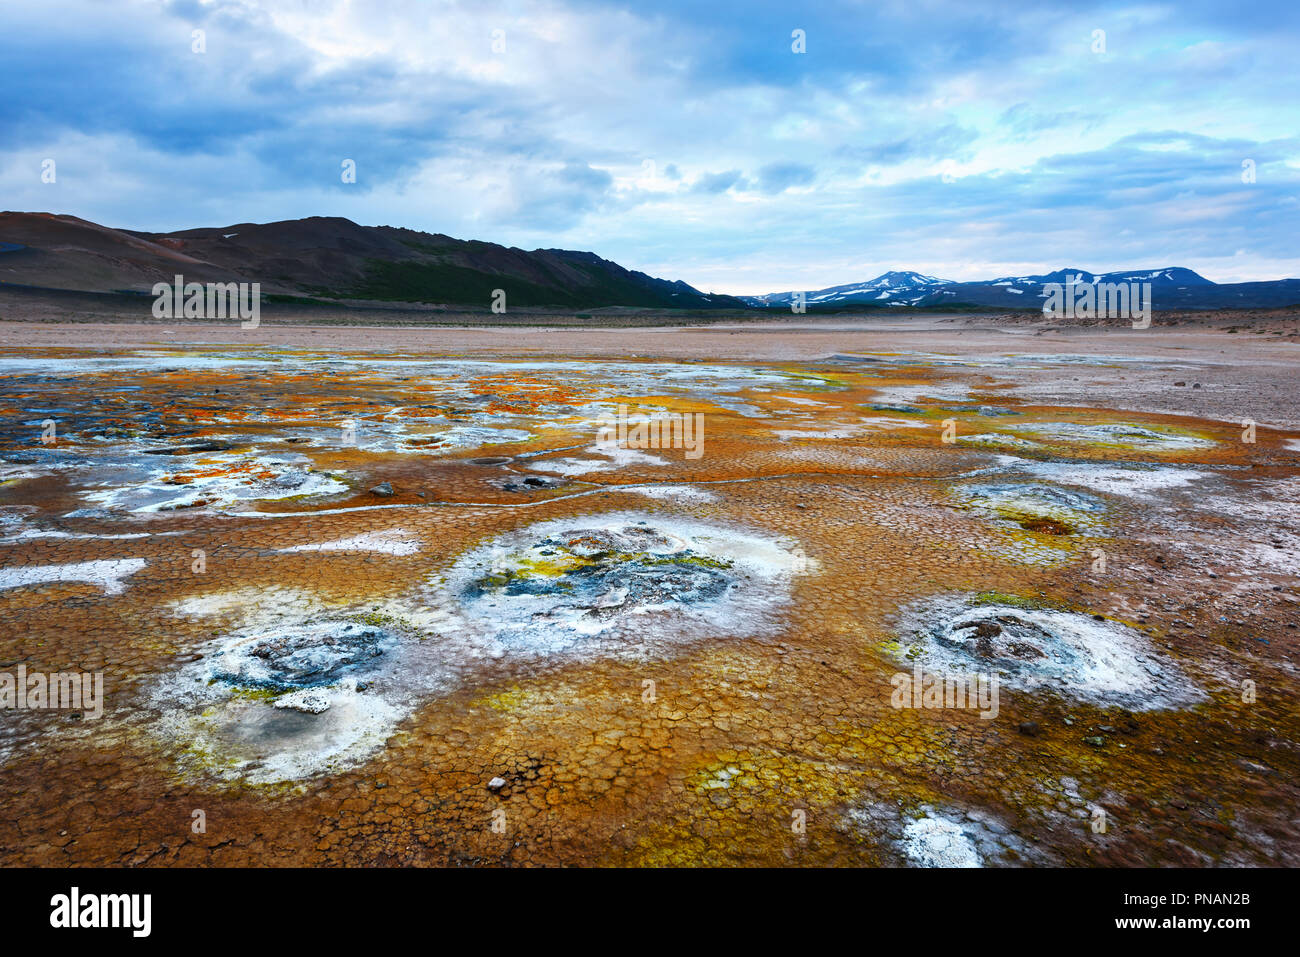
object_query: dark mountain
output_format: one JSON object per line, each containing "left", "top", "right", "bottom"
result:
{"left": 0, "top": 212, "right": 743, "bottom": 310}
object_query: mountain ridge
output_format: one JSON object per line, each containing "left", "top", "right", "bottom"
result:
{"left": 0, "top": 212, "right": 743, "bottom": 310}
{"left": 742, "top": 267, "right": 1299, "bottom": 310}
{"left": 3, "top": 212, "right": 1297, "bottom": 311}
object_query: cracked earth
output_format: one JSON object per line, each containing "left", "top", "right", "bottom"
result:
{"left": 0, "top": 321, "right": 1297, "bottom": 866}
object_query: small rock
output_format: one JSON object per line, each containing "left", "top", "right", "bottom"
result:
{"left": 1083, "top": 736, "right": 1106, "bottom": 748}
{"left": 369, "top": 482, "right": 394, "bottom": 497}
{"left": 273, "top": 688, "right": 332, "bottom": 714}
{"left": 487, "top": 777, "right": 507, "bottom": 791}
{"left": 1017, "top": 721, "right": 1040, "bottom": 737}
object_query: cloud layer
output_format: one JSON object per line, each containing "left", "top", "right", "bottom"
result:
{"left": 3, "top": 0, "right": 1296, "bottom": 292}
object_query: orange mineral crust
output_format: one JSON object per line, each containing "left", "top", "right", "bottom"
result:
{"left": 0, "top": 338, "right": 1297, "bottom": 867}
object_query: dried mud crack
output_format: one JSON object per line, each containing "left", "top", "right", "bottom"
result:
{"left": 1, "top": 331, "right": 1297, "bottom": 867}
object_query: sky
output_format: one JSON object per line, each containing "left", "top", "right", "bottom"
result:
{"left": 2, "top": 0, "right": 1298, "bottom": 294}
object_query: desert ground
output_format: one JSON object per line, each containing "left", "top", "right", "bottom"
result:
{"left": 0, "top": 313, "right": 1297, "bottom": 866}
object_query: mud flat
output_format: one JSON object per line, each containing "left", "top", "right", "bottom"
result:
{"left": 0, "top": 319, "right": 1297, "bottom": 866}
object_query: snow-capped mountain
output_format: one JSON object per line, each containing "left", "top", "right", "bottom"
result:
{"left": 745, "top": 271, "right": 954, "bottom": 307}
{"left": 741, "top": 267, "right": 1299, "bottom": 310}
{"left": 987, "top": 267, "right": 1214, "bottom": 290}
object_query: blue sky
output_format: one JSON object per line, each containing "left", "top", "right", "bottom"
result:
{"left": 2, "top": 0, "right": 1297, "bottom": 293}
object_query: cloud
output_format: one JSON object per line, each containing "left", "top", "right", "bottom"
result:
{"left": 997, "top": 104, "right": 1101, "bottom": 141}
{"left": 691, "top": 169, "right": 747, "bottom": 194}
{"left": 839, "top": 124, "right": 980, "bottom": 164}
{"left": 755, "top": 162, "right": 814, "bottom": 194}
{"left": 0, "top": 0, "right": 1296, "bottom": 291}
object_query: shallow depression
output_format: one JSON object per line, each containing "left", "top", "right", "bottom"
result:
{"left": 433, "top": 512, "right": 810, "bottom": 656}
{"left": 890, "top": 595, "right": 1206, "bottom": 710}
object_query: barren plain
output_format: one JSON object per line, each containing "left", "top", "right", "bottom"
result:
{"left": 0, "top": 315, "right": 1297, "bottom": 867}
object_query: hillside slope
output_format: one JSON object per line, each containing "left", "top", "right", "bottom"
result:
{"left": 0, "top": 212, "right": 742, "bottom": 310}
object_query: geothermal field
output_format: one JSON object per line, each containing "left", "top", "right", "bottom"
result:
{"left": 0, "top": 318, "right": 1297, "bottom": 867}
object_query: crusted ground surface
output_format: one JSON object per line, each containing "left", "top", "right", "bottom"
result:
{"left": 0, "top": 321, "right": 1297, "bottom": 867}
